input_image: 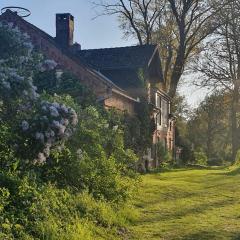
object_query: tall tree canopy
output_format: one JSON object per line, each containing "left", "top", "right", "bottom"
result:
{"left": 193, "top": 0, "right": 240, "bottom": 160}
{"left": 187, "top": 92, "right": 231, "bottom": 162}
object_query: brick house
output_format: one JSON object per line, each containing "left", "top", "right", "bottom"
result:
{"left": 78, "top": 45, "right": 175, "bottom": 168}
{"left": 0, "top": 10, "right": 175, "bottom": 168}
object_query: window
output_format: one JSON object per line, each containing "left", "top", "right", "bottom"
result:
{"left": 157, "top": 113, "right": 161, "bottom": 126}
{"left": 156, "top": 94, "right": 161, "bottom": 126}
{"left": 161, "top": 98, "right": 169, "bottom": 127}
{"left": 156, "top": 95, "right": 161, "bottom": 108}
{"left": 155, "top": 94, "right": 169, "bottom": 127}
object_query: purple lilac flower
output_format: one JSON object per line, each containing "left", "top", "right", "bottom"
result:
{"left": 35, "top": 132, "right": 44, "bottom": 142}
{"left": 49, "top": 106, "right": 59, "bottom": 117}
{"left": 21, "top": 120, "right": 29, "bottom": 131}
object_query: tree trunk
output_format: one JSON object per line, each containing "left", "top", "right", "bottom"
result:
{"left": 231, "top": 86, "right": 239, "bottom": 162}
{"left": 206, "top": 121, "right": 214, "bottom": 159}
{"left": 168, "top": 49, "right": 185, "bottom": 98}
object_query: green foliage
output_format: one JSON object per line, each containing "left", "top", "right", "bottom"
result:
{"left": 155, "top": 142, "right": 172, "bottom": 168}
{"left": 194, "top": 149, "right": 208, "bottom": 166}
{"left": 234, "top": 149, "right": 240, "bottom": 166}
{"left": 187, "top": 92, "right": 232, "bottom": 164}
{"left": 0, "top": 123, "right": 19, "bottom": 171}
{"left": 207, "top": 157, "right": 223, "bottom": 166}
{"left": 0, "top": 20, "right": 139, "bottom": 239}
{"left": 75, "top": 191, "right": 138, "bottom": 228}
{"left": 229, "top": 149, "right": 240, "bottom": 174}
{"left": 175, "top": 133, "right": 195, "bottom": 164}
{"left": 104, "top": 101, "right": 154, "bottom": 157}
{"left": 134, "top": 98, "right": 155, "bottom": 154}
{"left": 0, "top": 172, "right": 133, "bottom": 239}
{"left": 172, "top": 94, "right": 195, "bottom": 164}
{"left": 34, "top": 71, "right": 96, "bottom": 108}
{"left": 40, "top": 106, "right": 139, "bottom": 204}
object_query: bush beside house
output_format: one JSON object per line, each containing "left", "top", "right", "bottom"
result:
{"left": 0, "top": 21, "right": 139, "bottom": 239}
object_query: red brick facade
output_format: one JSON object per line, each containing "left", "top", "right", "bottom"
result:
{"left": 104, "top": 89, "right": 137, "bottom": 115}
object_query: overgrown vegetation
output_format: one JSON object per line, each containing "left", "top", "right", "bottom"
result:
{"left": 0, "top": 21, "right": 139, "bottom": 239}
{"left": 174, "top": 91, "right": 236, "bottom": 166}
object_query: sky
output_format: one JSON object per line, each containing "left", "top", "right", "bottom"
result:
{"left": 0, "top": 0, "right": 208, "bottom": 107}
{"left": 0, "top": 0, "right": 136, "bottom": 49}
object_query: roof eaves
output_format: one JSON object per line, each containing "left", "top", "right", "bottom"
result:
{"left": 147, "top": 45, "right": 159, "bottom": 67}
{"left": 112, "top": 88, "right": 139, "bottom": 103}
{"left": 91, "top": 70, "right": 139, "bottom": 103}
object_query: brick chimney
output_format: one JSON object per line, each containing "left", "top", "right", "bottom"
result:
{"left": 56, "top": 13, "right": 74, "bottom": 48}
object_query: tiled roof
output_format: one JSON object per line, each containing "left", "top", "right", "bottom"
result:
{"left": 76, "top": 45, "right": 157, "bottom": 70}
{"left": 76, "top": 45, "right": 158, "bottom": 97}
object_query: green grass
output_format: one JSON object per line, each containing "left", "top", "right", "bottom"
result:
{"left": 130, "top": 168, "right": 240, "bottom": 240}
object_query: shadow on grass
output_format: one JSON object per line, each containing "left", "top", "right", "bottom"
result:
{"left": 183, "top": 231, "right": 220, "bottom": 240}
{"left": 143, "top": 168, "right": 192, "bottom": 175}
{"left": 226, "top": 167, "right": 240, "bottom": 176}
{"left": 232, "top": 235, "right": 240, "bottom": 240}
{"left": 145, "top": 166, "right": 228, "bottom": 175}
{"left": 209, "top": 166, "right": 240, "bottom": 176}
{"left": 183, "top": 231, "right": 219, "bottom": 240}
{"left": 136, "top": 197, "right": 235, "bottom": 224}
{"left": 182, "top": 231, "right": 240, "bottom": 240}
{"left": 134, "top": 190, "right": 197, "bottom": 208}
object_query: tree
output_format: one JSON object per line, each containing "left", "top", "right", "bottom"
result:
{"left": 172, "top": 94, "right": 195, "bottom": 163}
{"left": 193, "top": 0, "right": 240, "bottom": 160}
{"left": 94, "top": 0, "right": 164, "bottom": 45}
{"left": 187, "top": 92, "right": 230, "bottom": 162}
{"left": 95, "top": 0, "right": 219, "bottom": 97}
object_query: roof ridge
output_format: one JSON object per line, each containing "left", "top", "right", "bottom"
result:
{"left": 80, "top": 44, "right": 157, "bottom": 51}
{"left": 1, "top": 10, "right": 55, "bottom": 43}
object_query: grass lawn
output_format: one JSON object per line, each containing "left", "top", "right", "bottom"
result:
{"left": 130, "top": 168, "right": 240, "bottom": 240}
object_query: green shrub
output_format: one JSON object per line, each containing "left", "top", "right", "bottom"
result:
{"left": 156, "top": 142, "right": 172, "bottom": 165}
{"left": 0, "top": 172, "right": 133, "bottom": 239}
{"left": 207, "top": 157, "right": 223, "bottom": 166}
{"left": 234, "top": 149, "right": 240, "bottom": 166}
{"left": 42, "top": 145, "right": 138, "bottom": 204}
{"left": 34, "top": 71, "right": 96, "bottom": 108}
{"left": 0, "top": 20, "right": 139, "bottom": 240}
{"left": 194, "top": 149, "right": 208, "bottom": 166}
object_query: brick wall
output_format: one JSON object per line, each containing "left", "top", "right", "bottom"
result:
{"left": 104, "top": 91, "right": 136, "bottom": 115}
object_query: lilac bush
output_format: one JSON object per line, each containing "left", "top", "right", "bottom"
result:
{"left": 28, "top": 100, "right": 78, "bottom": 164}
{"left": 0, "top": 21, "right": 78, "bottom": 165}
